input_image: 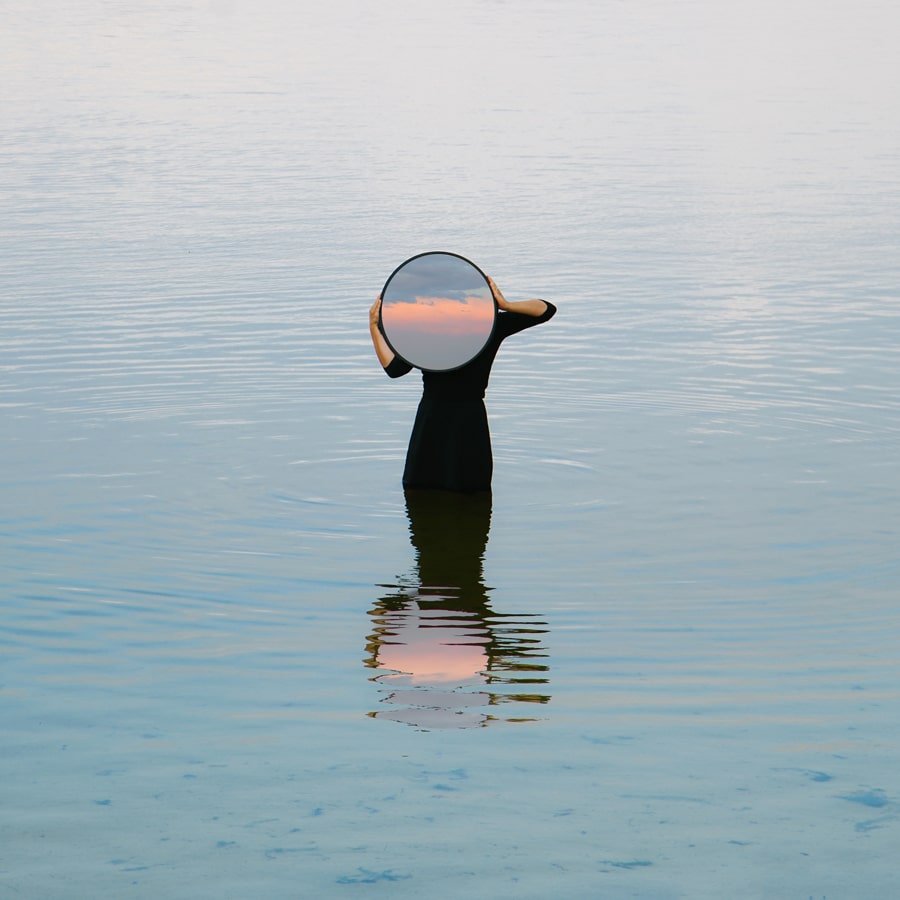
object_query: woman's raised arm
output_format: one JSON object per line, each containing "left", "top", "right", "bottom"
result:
{"left": 488, "top": 276, "right": 548, "bottom": 317}
{"left": 369, "top": 295, "right": 396, "bottom": 369}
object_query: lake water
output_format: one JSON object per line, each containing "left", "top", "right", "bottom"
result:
{"left": 2, "top": 1, "right": 899, "bottom": 897}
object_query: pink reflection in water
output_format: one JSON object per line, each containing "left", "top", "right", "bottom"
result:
{"left": 376, "top": 605, "right": 489, "bottom": 685}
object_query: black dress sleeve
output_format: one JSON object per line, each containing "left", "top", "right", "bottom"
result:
{"left": 495, "top": 300, "right": 557, "bottom": 339}
{"left": 385, "top": 356, "right": 413, "bottom": 378}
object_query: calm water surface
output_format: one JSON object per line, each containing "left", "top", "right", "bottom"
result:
{"left": 2, "top": 1, "right": 899, "bottom": 897}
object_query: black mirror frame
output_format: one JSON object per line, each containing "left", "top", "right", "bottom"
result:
{"left": 379, "top": 251, "right": 497, "bottom": 373}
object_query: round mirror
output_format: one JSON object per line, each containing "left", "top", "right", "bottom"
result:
{"left": 380, "top": 251, "right": 496, "bottom": 372}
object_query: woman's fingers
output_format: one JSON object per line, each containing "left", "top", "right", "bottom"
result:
{"left": 487, "top": 276, "right": 508, "bottom": 309}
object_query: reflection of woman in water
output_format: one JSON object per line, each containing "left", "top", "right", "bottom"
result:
{"left": 365, "top": 489, "right": 550, "bottom": 729}
{"left": 369, "top": 277, "right": 556, "bottom": 492}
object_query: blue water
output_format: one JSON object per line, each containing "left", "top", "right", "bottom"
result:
{"left": 2, "top": 1, "right": 899, "bottom": 897}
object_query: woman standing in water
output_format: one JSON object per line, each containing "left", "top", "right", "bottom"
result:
{"left": 369, "top": 275, "right": 556, "bottom": 493}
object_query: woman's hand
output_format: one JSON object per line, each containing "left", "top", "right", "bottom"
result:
{"left": 487, "top": 276, "right": 511, "bottom": 311}
{"left": 369, "top": 294, "right": 383, "bottom": 330}
{"left": 369, "top": 294, "right": 396, "bottom": 368}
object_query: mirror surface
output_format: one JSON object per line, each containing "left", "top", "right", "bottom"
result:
{"left": 380, "top": 252, "right": 496, "bottom": 371}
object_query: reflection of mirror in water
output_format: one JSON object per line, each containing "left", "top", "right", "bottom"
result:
{"left": 380, "top": 252, "right": 496, "bottom": 372}
{"left": 364, "top": 489, "right": 550, "bottom": 729}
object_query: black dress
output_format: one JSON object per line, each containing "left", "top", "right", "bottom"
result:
{"left": 383, "top": 302, "right": 557, "bottom": 492}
